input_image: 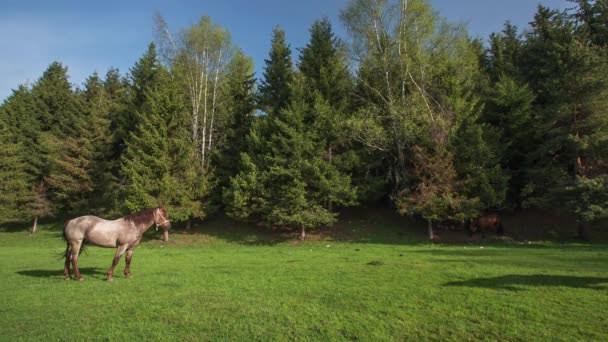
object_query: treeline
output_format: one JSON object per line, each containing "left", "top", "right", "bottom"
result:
{"left": 0, "top": 0, "right": 606, "bottom": 239}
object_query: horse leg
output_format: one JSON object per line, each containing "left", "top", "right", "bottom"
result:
{"left": 70, "top": 240, "right": 84, "bottom": 281}
{"left": 124, "top": 248, "right": 134, "bottom": 278}
{"left": 63, "top": 245, "right": 72, "bottom": 280}
{"left": 106, "top": 244, "right": 128, "bottom": 281}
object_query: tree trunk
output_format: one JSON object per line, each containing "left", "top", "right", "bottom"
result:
{"left": 163, "top": 230, "right": 169, "bottom": 242}
{"left": 427, "top": 220, "right": 434, "bottom": 240}
{"left": 186, "top": 217, "right": 192, "bottom": 230}
{"left": 31, "top": 217, "right": 38, "bottom": 236}
{"left": 299, "top": 226, "right": 306, "bottom": 240}
{"left": 577, "top": 221, "right": 591, "bottom": 241}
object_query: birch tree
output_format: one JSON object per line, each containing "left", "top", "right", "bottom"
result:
{"left": 341, "top": 0, "right": 507, "bottom": 238}
{"left": 155, "top": 14, "right": 235, "bottom": 174}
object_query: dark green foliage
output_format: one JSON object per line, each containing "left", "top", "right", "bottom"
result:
{"left": 83, "top": 72, "right": 120, "bottom": 214}
{"left": 224, "top": 75, "right": 357, "bottom": 231}
{"left": 483, "top": 76, "right": 535, "bottom": 206}
{"left": 45, "top": 136, "right": 93, "bottom": 213}
{"left": 2, "top": 1, "right": 608, "bottom": 244}
{"left": 514, "top": 4, "right": 608, "bottom": 236}
{"left": 214, "top": 51, "right": 257, "bottom": 190}
{"left": 298, "top": 17, "right": 352, "bottom": 112}
{"left": 0, "top": 119, "right": 30, "bottom": 221}
{"left": 120, "top": 43, "right": 161, "bottom": 156}
{"left": 258, "top": 26, "right": 294, "bottom": 116}
{"left": 121, "top": 68, "right": 206, "bottom": 222}
{"left": 487, "top": 22, "right": 523, "bottom": 81}
{"left": 31, "top": 62, "right": 86, "bottom": 139}
{"left": 0, "top": 86, "right": 42, "bottom": 181}
{"left": 571, "top": 0, "right": 608, "bottom": 47}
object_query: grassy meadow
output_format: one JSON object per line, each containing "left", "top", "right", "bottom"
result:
{"left": 1, "top": 209, "right": 607, "bottom": 341}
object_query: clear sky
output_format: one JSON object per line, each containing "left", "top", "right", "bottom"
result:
{"left": 0, "top": 0, "right": 571, "bottom": 102}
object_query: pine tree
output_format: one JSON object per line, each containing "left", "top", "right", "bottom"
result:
{"left": 258, "top": 26, "right": 294, "bottom": 116}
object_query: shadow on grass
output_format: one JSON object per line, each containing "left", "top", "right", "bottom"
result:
{"left": 17, "top": 267, "right": 105, "bottom": 278}
{"left": 443, "top": 274, "right": 608, "bottom": 291}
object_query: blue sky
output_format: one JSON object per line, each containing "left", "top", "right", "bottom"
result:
{"left": 0, "top": 0, "right": 571, "bottom": 102}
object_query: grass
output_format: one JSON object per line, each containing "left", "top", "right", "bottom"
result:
{"left": 1, "top": 208, "right": 607, "bottom": 341}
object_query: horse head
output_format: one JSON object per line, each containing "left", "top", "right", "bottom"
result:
{"left": 154, "top": 207, "right": 172, "bottom": 231}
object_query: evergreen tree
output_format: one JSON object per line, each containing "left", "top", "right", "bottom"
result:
{"left": 521, "top": 5, "right": 608, "bottom": 239}
{"left": 224, "top": 74, "right": 357, "bottom": 238}
{"left": 0, "top": 85, "right": 42, "bottom": 181}
{"left": 120, "top": 43, "right": 161, "bottom": 157}
{"left": 487, "top": 22, "right": 523, "bottom": 81}
{"left": 483, "top": 76, "right": 535, "bottom": 206}
{"left": 0, "top": 118, "right": 30, "bottom": 222}
{"left": 258, "top": 26, "right": 294, "bottom": 116}
{"left": 45, "top": 136, "right": 93, "bottom": 213}
{"left": 121, "top": 67, "right": 205, "bottom": 222}
{"left": 84, "top": 72, "right": 119, "bottom": 213}
{"left": 31, "top": 62, "right": 85, "bottom": 139}
{"left": 214, "top": 51, "right": 257, "bottom": 189}
{"left": 571, "top": 0, "right": 608, "bottom": 47}
{"left": 298, "top": 17, "right": 356, "bottom": 209}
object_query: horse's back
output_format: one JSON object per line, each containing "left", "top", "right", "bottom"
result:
{"left": 65, "top": 216, "right": 124, "bottom": 247}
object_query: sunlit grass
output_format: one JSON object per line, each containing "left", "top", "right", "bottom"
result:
{"left": 1, "top": 212, "right": 607, "bottom": 341}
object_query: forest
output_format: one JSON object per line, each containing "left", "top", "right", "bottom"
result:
{"left": 0, "top": 0, "right": 606, "bottom": 241}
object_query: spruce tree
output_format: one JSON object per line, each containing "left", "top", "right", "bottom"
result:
{"left": 215, "top": 51, "right": 256, "bottom": 189}
{"left": 84, "top": 72, "right": 119, "bottom": 213}
{"left": 31, "top": 62, "right": 85, "bottom": 139}
{"left": 520, "top": 4, "right": 608, "bottom": 239}
{"left": 225, "top": 75, "right": 356, "bottom": 238}
{"left": 121, "top": 67, "right": 205, "bottom": 222}
{"left": 0, "top": 118, "right": 30, "bottom": 222}
{"left": 258, "top": 26, "right": 294, "bottom": 116}
{"left": 0, "top": 85, "right": 42, "bottom": 181}
{"left": 298, "top": 17, "right": 355, "bottom": 209}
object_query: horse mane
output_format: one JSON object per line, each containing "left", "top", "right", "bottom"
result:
{"left": 124, "top": 208, "right": 158, "bottom": 227}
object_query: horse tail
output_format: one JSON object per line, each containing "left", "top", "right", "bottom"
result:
{"left": 60, "top": 220, "right": 71, "bottom": 260}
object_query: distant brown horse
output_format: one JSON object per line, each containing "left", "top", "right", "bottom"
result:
{"left": 468, "top": 213, "right": 504, "bottom": 237}
{"left": 63, "top": 207, "right": 171, "bottom": 281}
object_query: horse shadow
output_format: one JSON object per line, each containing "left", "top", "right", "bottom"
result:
{"left": 17, "top": 267, "right": 105, "bottom": 278}
{"left": 443, "top": 274, "right": 608, "bottom": 291}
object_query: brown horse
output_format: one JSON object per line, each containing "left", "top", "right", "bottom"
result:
{"left": 63, "top": 207, "right": 171, "bottom": 281}
{"left": 468, "top": 213, "right": 504, "bottom": 237}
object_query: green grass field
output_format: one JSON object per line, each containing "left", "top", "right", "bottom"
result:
{"left": 1, "top": 209, "right": 607, "bottom": 341}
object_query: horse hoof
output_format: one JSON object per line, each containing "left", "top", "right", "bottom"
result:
{"left": 106, "top": 277, "right": 113, "bottom": 282}
{"left": 77, "top": 277, "right": 84, "bottom": 282}
{"left": 64, "top": 277, "right": 70, "bottom": 281}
